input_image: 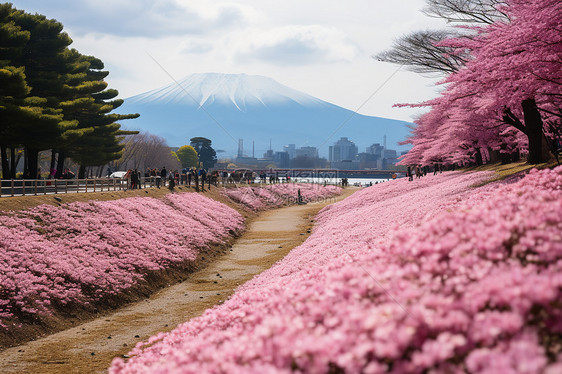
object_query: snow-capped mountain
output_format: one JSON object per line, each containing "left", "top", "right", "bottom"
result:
{"left": 127, "top": 73, "right": 324, "bottom": 111}
{"left": 118, "top": 73, "right": 412, "bottom": 157}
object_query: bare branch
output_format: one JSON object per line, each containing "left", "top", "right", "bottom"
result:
{"left": 422, "top": 0, "right": 509, "bottom": 24}
{"left": 375, "top": 30, "right": 469, "bottom": 75}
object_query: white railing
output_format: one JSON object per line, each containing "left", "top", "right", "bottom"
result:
{"left": 0, "top": 177, "right": 162, "bottom": 198}
{"left": 0, "top": 176, "right": 374, "bottom": 198}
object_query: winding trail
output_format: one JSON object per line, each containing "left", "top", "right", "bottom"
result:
{"left": 0, "top": 189, "right": 355, "bottom": 374}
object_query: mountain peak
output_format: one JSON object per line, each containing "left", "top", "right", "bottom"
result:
{"left": 128, "top": 72, "right": 324, "bottom": 111}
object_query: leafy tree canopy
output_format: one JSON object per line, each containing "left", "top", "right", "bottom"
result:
{"left": 190, "top": 137, "right": 217, "bottom": 169}
{"left": 176, "top": 145, "right": 199, "bottom": 168}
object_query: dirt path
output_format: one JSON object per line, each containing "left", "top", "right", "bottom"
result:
{"left": 0, "top": 189, "right": 355, "bottom": 374}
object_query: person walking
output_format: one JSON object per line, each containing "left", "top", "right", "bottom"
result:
{"left": 160, "top": 167, "right": 167, "bottom": 187}
{"left": 194, "top": 168, "right": 200, "bottom": 192}
{"left": 199, "top": 168, "right": 207, "bottom": 191}
{"left": 155, "top": 168, "right": 161, "bottom": 189}
{"left": 149, "top": 168, "right": 157, "bottom": 187}
{"left": 131, "top": 169, "right": 139, "bottom": 189}
{"left": 124, "top": 169, "right": 132, "bottom": 190}
{"left": 168, "top": 170, "right": 175, "bottom": 190}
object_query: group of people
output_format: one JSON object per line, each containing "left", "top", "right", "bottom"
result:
{"left": 127, "top": 167, "right": 222, "bottom": 192}
{"left": 406, "top": 164, "right": 444, "bottom": 181}
{"left": 20, "top": 167, "right": 76, "bottom": 179}
{"left": 122, "top": 167, "right": 338, "bottom": 191}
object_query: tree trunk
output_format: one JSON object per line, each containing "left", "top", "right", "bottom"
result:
{"left": 10, "top": 148, "right": 17, "bottom": 179}
{"left": 49, "top": 150, "right": 57, "bottom": 179}
{"left": 26, "top": 148, "right": 40, "bottom": 179}
{"left": 24, "top": 148, "right": 29, "bottom": 176}
{"left": 475, "top": 148, "right": 483, "bottom": 166}
{"left": 488, "top": 148, "right": 501, "bottom": 164}
{"left": 498, "top": 144, "right": 509, "bottom": 164}
{"left": 522, "top": 98, "right": 551, "bottom": 164}
{"left": 511, "top": 150, "right": 520, "bottom": 162}
{"left": 55, "top": 151, "right": 66, "bottom": 179}
{"left": 78, "top": 165, "right": 86, "bottom": 179}
{"left": 1, "top": 146, "right": 10, "bottom": 179}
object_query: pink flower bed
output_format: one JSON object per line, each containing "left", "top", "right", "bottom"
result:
{"left": 0, "top": 193, "right": 244, "bottom": 328}
{"left": 111, "top": 168, "right": 562, "bottom": 373}
{"left": 221, "top": 183, "right": 342, "bottom": 211}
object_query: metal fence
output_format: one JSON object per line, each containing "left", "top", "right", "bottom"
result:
{"left": 0, "top": 178, "right": 160, "bottom": 198}
{"left": 0, "top": 175, "right": 380, "bottom": 198}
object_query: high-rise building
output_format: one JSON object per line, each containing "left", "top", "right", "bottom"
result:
{"left": 237, "top": 139, "right": 244, "bottom": 158}
{"left": 295, "top": 146, "right": 318, "bottom": 158}
{"left": 283, "top": 144, "right": 296, "bottom": 159}
{"left": 329, "top": 137, "right": 358, "bottom": 162}
{"left": 366, "top": 143, "right": 384, "bottom": 158}
{"left": 273, "top": 152, "right": 290, "bottom": 168}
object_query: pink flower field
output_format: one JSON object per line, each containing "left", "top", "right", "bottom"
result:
{"left": 0, "top": 193, "right": 244, "bottom": 328}
{"left": 221, "top": 183, "right": 342, "bottom": 211}
{"left": 111, "top": 167, "right": 562, "bottom": 373}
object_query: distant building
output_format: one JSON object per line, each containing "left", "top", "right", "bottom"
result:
{"left": 383, "top": 149, "right": 397, "bottom": 159}
{"left": 375, "top": 149, "right": 398, "bottom": 170}
{"left": 295, "top": 146, "right": 318, "bottom": 159}
{"left": 365, "top": 143, "right": 384, "bottom": 158}
{"left": 238, "top": 139, "right": 244, "bottom": 158}
{"left": 273, "top": 151, "right": 290, "bottom": 168}
{"left": 330, "top": 160, "right": 361, "bottom": 170}
{"left": 383, "top": 149, "right": 398, "bottom": 167}
{"left": 329, "top": 137, "right": 358, "bottom": 162}
{"left": 357, "top": 152, "right": 379, "bottom": 170}
{"left": 283, "top": 144, "right": 296, "bottom": 159}
{"left": 235, "top": 156, "right": 258, "bottom": 166}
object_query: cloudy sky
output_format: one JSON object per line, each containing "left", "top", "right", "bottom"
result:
{"left": 10, "top": 0, "right": 448, "bottom": 122}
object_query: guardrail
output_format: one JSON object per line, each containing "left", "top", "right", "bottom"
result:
{"left": 1, "top": 175, "right": 386, "bottom": 198}
{"left": 0, "top": 177, "right": 160, "bottom": 198}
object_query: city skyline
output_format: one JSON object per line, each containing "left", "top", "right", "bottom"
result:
{"left": 231, "top": 135, "right": 402, "bottom": 170}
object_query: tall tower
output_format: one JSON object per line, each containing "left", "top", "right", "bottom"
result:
{"left": 383, "top": 134, "right": 387, "bottom": 150}
{"left": 238, "top": 139, "right": 244, "bottom": 158}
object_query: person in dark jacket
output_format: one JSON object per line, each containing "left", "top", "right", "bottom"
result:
{"left": 161, "top": 167, "right": 167, "bottom": 187}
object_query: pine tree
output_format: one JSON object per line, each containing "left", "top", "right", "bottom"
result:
{"left": 7, "top": 7, "right": 76, "bottom": 177}
{"left": 2, "top": 5, "right": 139, "bottom": 179}
{"left": 67, "top": 78, "right": 139, "bottom": 178}
{"left": 55, "top": 51, "right": 139, "bottom": 178}
{"left": 0, "top": 4, "right": 29, "bottom": 178}
{"left": 190, "top": 137, "right": 217, "bottom": 169}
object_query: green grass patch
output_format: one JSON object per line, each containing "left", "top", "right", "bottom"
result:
{"left": 464, "top": 159, "right": 559, "bottom": 187}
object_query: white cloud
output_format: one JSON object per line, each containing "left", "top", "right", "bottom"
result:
{"left": 178, "top": 39, "right": 214, "bottom": 54}
{"left": 235, "top": 25, "right": 360, "bottom": 65}
{"left": 9, "top": 0, "right": 450, "bottom": 122}
{"left": 13, "top": 0, "right": 253, "bottom": 38}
